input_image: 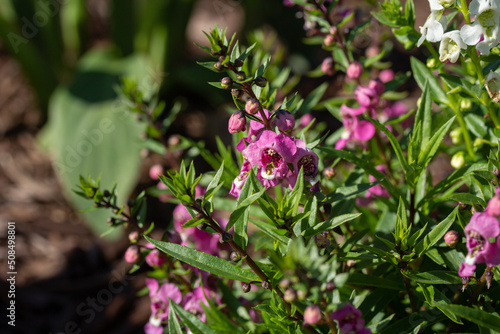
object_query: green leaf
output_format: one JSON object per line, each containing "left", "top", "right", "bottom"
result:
{"left": 145, "top": 237, "right": 261, "bottom": 283}
{"left": 436, "top": 304, "right": 500, "bottom": 331}
{"left": 336, "top": 272, "right": 405, "bottom": 290}
{"left": 251, "top": 219, "right": 290, "bottom": 245}
{"left": 204, "top": 161, "right": 225, "bottom": 202}
{"left": 333, "top": 48, "right": 349, "bottom": 70}
{"left": 303, "top": 213, "right": 361, "bottom": 237}
{"left": 403, "top": 270, "right": 462, "bottom": 284}
{"left": 446, "top": 193, "right": 487, "bottom": 207}
{"left": 39, "top": 50, "right": 150, "bottom": 239}
{"left": 410, "top": 57, "right": 448, "bottom": 104}
{"left": 417, "top": 116, "right": 456, "bottom": 167}
{"left": 168, "top": 303, "right": 183, "bottom": 334}
{"left": 300, "top": 82, "right": 328, "bottom": 115}
{"left": 415, "top": 207, "right": 458, "bottom": 257}
{"left": 414, "top": 82, "right": 432, "bottom": 148}
{"left": 369, "top": 117, "right": 409, "bottom": 173}
{"left": 170, "top": 301, "right": 218, "bottom": 334}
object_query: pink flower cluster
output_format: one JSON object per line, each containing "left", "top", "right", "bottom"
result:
{"left": 229, "top": 109, "right": 319, "bottom": 198}
{"left": 331, "top": 303, "right": 372, "bottom": 334}
{"left": 144, "top": 278, "right": 219, "bottom": 334}
{"left": 459, "top": 190, "right": 500, "bottom": 279}
{"left": 336, "top": 70, "right": 408, "bottom": 150}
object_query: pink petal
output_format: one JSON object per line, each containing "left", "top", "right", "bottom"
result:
{"left": 353, "top": 121, "right": 375, "bottom": 141}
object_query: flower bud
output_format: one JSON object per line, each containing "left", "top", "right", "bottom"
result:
{"left": 323, "top": 167, "right": 336, "bottom": 179}
{"left": 437, "top": 0, "right": 456, "bottom": 8}
{"left": 324, "top": 34, "right": 335, "bottom": 46}
{"left": 245, "top": 98, "right": 260, "bottom": 115}
{"left": 236, "top": 71, "right": 246, "bottom": 81}
{"left": 254, "top": 76, "right": 267, "bottom": 87}
{"left": 487, "top": 191, "right": 500, "bottom": 217}
{"left": 486, "top": 71, "right": 500, "bottom": 103}
{"left": 451, "top": 151, "right": 465, "bottom": 169}
{"left": 228, "top": 110, "right": 247, "bottom": 134}
{"left": 321, "top": 57, "right": 335, "bottom": 76}
{"left": 460, "top": 99, "right": 472, "bottom": 111}
{"left": 242, "top": 283, "right": 251, "bottom": 293}
{"left": 213, "top": 61, "right": 224, "bottom": 71}
{"left": 444, "top": 230, "right": 460, "bottom": 248}
{"left": 474, "top": 138, "right": 484, "bottom": 149}
{"left": 128, "top": 231, "right": 139, "bottom": 243}
{"left": 221, "top": 77, "right": 233, "bottom": 89}
{"left": 145, "top": 249, "right": 167, "bottom": 267}
{"left": 450, "top": 128, "right": 462, "bottom": 144}
{"left": 297, "top": 289, "right": 307, "bottom": 300}
{"left": 284, "top": 288, "right": 297, "bottom": 303}
{"left": 427, "top": 58, "right": 437, "bottom": 69}
{"left": 368, "top": 79, "right": 385, "bottom": 96}
{"left": 279, "top": 278, "right": 291, "bottom": 290}
{"left": 149, "top": 164, "right": 163, "bottom": 180}
{"left": 124, "top": 245, "right": 140, "bottom": 263}
{"left": 274, "top": 109, "right": 295, "bottom": 131}
{"left": 303, "top": 305, "right": 322, "bottom": 326}
{"left": 346, "top": 61, "right": 363, "bottom": 80}
{"left": 261, "top": 280, "right": 271, "bottom": 290}
{"left": 379, "top": 69, "right": 395, "bottom": 83}
{"left": 168, "top": 135, "right": 180, "bottom": 146}
{"left": 234, "top": 58, "right": 244, "bottom": 67}
{"left": 486, "top": 270, "right": 494, "bottom": 289}
{"left": 231, "top": 88, "right": 243, "bottom": 99}
{"left": 230, "top": 251, "right": 241, "bottom": 262}
{"left": 219, "top": 231, "right": 233, "bottom": 244}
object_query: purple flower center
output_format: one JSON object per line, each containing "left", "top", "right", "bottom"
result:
{"left": 298, "top": 155, "right": 317, "bottom": 177}
{"left": 262, "top": 148, "right": 283, "bottom": 176}
{"left": 468, "top": 230, "right": 485, "bottom": 256}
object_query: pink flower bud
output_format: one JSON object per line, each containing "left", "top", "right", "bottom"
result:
{"left": 444, "top": 230, "right": 460, "bottom": 248}
{"left": 321, "top": 57, "right": 335, "bottom": 76}
{"left": 324, "top": 34, "right": 335, "bottom": 46}
{"left": 346, "top": 61, "right": 363, "bottom": 80}
{"left": 145, "top": 244, "right": 168, "bottom": 267}
{"left": 245, "top": 98, "right": 260, "bottom": 115}
{"left": 379, "top": 69, "right": 395, "bottom": 83}
{"left": 128, "top": 231, "right": 139, "bottom": 243}
{"left": 124, "top": 245, "right": 140, "bottom": 263}
{"left": 368, "top": 79, "right": 385, "bottom": 96}
{"left": 149, "top": 164, "right": 163, "bottom": 180}
{"left": 274, "top": 109, "right": 295, "bottom": 131}
{"left": 487, "top": 190, "right": 500, "bottom": 217}
{"left": 228, "top": 111, "right": 247, "bottom": 134}
{"left": 303, "top": 304, "right": 322, "bottom": 326}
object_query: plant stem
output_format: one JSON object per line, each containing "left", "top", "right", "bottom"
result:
{"left": 403, "top": 274, "right": 418, "bottom": 313}
{"left": 324, "top": 311, "right": 338, "bottom": 334}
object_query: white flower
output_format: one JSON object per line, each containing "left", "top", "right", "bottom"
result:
{"left": 439, "top": 30, "right": 466, "bottom": 62}
{"left": 460, "top": 0, "right": 500, "bottom": 55}
{"left": 485, "top": 71, "right": 500, "bottom": 102}
{"left": 418, "top": 10, "right": 447, "bottom": 47}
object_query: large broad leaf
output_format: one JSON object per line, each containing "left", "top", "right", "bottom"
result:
{"left": 145, "top": 236, "right": 261, "bottom": 283}
{"left": 39, "top": 49, "right": 150, "bottom": 238}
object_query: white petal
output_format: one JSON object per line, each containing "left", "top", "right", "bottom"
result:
{"left": 460, "top": 23, "right": 483, "bottom": 45}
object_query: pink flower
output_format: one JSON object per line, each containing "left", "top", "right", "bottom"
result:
{"left": 243, "top": 130, "right": 297, "bottom": 188}
{"left": 182, "top": 286, "right": 219, "bottom": 323}
{"left": 335, "top": 105, "right": 375, "bottom": 150}
{"left": 230, "top": 161, "right": 251, "bottom": 198}
{"left": 331, "top": 303, "right": 372, "bottom": 334}
{"left": 459, "top": 212, "right": 500, "bottom": 278}
{"left": 236, "top": 109, "right": 270, "bottom": 152}
{"left": 288, "top": 139, "right": 319, "bottom": 188}
{"left": 366, "top": 165, "right": 390, "bottom": 198}
{"left": 379, "top": 69, "right": 395, "bottom": 83}
{"left": 144, "top": 279, "right": 182, "bottom": 333}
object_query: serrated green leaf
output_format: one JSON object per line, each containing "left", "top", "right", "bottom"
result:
{"left": 145, "top": 237, "right": 261, "bottom": 283}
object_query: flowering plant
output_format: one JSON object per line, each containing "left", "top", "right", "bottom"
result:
{"left": 74, "top": 0, "right": 500, "bottom": 332}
